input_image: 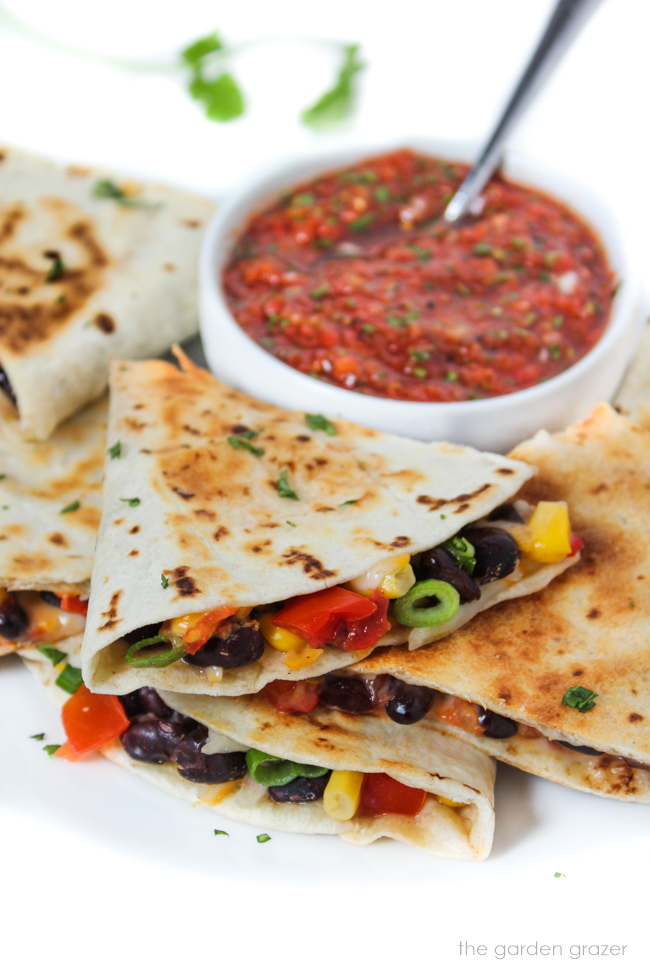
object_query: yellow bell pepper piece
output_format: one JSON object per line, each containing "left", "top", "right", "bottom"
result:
{"left": 259, "top": 615, "right": 308, "bottom": 653}
{"left": 165, "top": 611, "right": 209, "bottom": 639}
{"left": 510, "top": 501, "right": 572, "bottom": 563}
{"left": 349, "top": 554, "right": 416, "bottom": 599}
{"left": 436, "top": 795, "right": 468, "bottom": 808}
{"left": 323, "top": 770, "right": 364, "bottom": 821}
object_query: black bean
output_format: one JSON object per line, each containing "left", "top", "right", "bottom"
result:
{"left": 556, "top": 740, "right": 603, "bottom": 757}
{"left": 184, "top": 620, "right": 264, "bottom": 669}
{"left": 119, "top": 690, "right": 146, "bottom": 719}
{"left": 619, "top": 756, "right": 650, "bottom": 772}
{"left": 417, "top": 546, "right": 481, "bottom": 603}
{"left": 268, "top": 773, "right": 331, "bottom": 803}
{"left": 477, "top": 707, "right": 518, "bottom": 739}
{"left": 122, "top": 622, "right": 162, "bottom": 646}
{"left": 487, "top": 503, "right": 524, "bottom": 524}
{"left": 0, "top": 594, "right": 29, "bottom": 641}
{"left": 173, "top": 728, "right": 247, "bottom": 784}
{"left": 461, "top": 526, "right": 520, "bottom": 584}
{"left": 39, "top": 591, "right": 62, "bottom": 608}
{"left": 319, "top": 675, "right": 376, "bottom": 713}
{"left": 0, "top": 365, "right": 17, "bottom": 408}
{"left": 138, "top": 686, "right": 174, "bottom": 719}
{"left": 385, "top": 679, "right": 435, "bottom": 725}
{"left": 120, "top": 717, "right": 184, "bottom": 764}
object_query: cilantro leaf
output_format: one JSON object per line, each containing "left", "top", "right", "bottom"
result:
{"left": 213, "top": 829, "right": 229, "bottom": 837}
{"left": 161, "top": 574, "right": 169, "bottom": 589}
{"left": 60, "top": 500, "right": 80, "bottom": 515}
{"left": 277, "top": 469, "right": 298, "bottom": 500}
{"left": 43, "top": 744, "right": 62, "bottom": 757}
{"left": 181, "top": 31, "right": 223, "bottom": 69}
{"left": 228, "top": 435, "right": 264, "bottom": 457}
{"left": 189, "top": 72, "right": 245, "bottom": 121}
{"left": 256, "top": 833, "right": 272, "bottom": 843}
{"left": 301, "top": 43, "right": 364, "bottom": 129}
{"left": 120, "top": 497, "right": 141, "bottom": 507}
{"left": 107, "top": 440, "right": 122, "bottom": 459}
{"left": 562, "top": 685, "right": 598, "bottom": 713}
{"left": 31, "top": 732, "right": 45, "bottom": 741}
{"left": 305, "top": 413, "right": 337, "bottom": 436}
{"left": 93, "top": 179, "right": 157, "bottom": 210}
{"left": 44, "top": 250, "right": 65, "bottom": 282}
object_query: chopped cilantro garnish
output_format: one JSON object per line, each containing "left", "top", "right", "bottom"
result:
{"left": 59, "top": 500, "right": 80, "bottom": 515}
{"left": 94, "top": 179, "right": 158, "bottom": 209}
{"left": 256, "top": 833, "right": 272, "bottom": 843}
{"left": 292, "top": 193, "right": 315, "bottom": 206}
{"left": 37, "top": 644, "right": 67, "bottom": 666}
{"left": 44, "top": 250, "right": 65, "bottom": 282}
{"left": 305, "top": 413, "right": 337, "bottom": 436}
{"left": 472, "top": 242, "right": 492, "bottom": 256}
{"left": 562, "top": 685, "right": 598, "bottom": 713}
{"left": 214, "top": 829, "right": 229, "bottom": 837}
{"left": 360, "top": 324, "right": 375, "bottom": 333}
{"left": 411, "top": 350, "right": 430, "bottom": 362}
{"left": 0, "top": 474, "right": 6, "bottom": 480}
{"left": 189, "top": 72, "right": 245, "bottom": 122}
{"left": 443, "top": 535, "right": 476, "bottom": 574}
{"left": 549, "top": 344, "right": 561, "bottom": 360}
{"left": 227, "top": 434, "right": 265, "bottom": 457}
{"left": 30, "top": 733, "right": 45, "bottom": 741}
{"left": 55, "top": 665, "right": 83, "bottom": 695}
{"left": 309, "top": 285, "right": 330, "bottom": 299}
{"left": 286, "top": 521, "right": 297, "bottom": 527}
{"left": 554, "top": 872, "right": 566, "bottom": 879}
{"left": 348, "top": 214, "right": 374, "bottom": 232}
{"left": 539, "top": 271, "right": 552, "bottom": 282}
{"left": 301, "top": 43, "right": 364, "bottom": 128}
{"left": 374, "top": 187, "right": 390, "bottom": 201}
{"left": 120, "top": 497, "right": 141, "bottom": 507}
{"left": 340, "top": 499, "right": 358, "bottom": 506}
{"left": 277, "top": 469, "right": 298, "bottom": 500}
{"left": 181, "top": 31, "right": 223, "bottom": 68}
{"left": 445, "top": 371, "right": 458, "bottom": 382}
{"left": 107, "top": 440, "right": 122, "bottom": 459}
{"left": 552, "top": 315, "right": 564, "bottom": 328}
{"left": 43, "top": 744, "right": 62, "bottom": 757}
{"left": 413, "top": 367, "right": 427, "bottom": 379}
{"left": 161, "top": 574, "right": 169, "bottom": 589}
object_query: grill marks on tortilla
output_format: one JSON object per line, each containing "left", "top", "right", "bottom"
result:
{"left": 281, "top": 549, "right": 337, "bottom": 580}
{"left": 99, "top": 589, "right": 122, "bottom": 631}
{"left": 167, "top": 565, "right": 200, "bottom": 597}
{"left": 0, "top": 203, "right": 110, "bottom": 353}
{"left": 416, "top": 483, "right": 493, "bottom": 512}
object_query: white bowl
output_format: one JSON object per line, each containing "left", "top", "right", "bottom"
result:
{"left": 200, "top": 137, "right": 640, "bottom": 453}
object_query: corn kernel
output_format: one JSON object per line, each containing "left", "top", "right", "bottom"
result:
{"left": 510, "top": 501, "right": 572, "bottom": 563}
{"left": 349, "top": 554, "right": 415, "bottom": 598}
{"left": 283, "top": 643, "right": 324, "bottom": 671}
{"left": 436, "top": 795, "right": 468, "bottom": 808}
{"left": 165, "top": 611, "right": 208, "bottom": 639}
{"left": 259, "top": 614, "right": 308, "bottom": 653}
{"left": 323, "top": 770, "right": 364, "bottom": 821}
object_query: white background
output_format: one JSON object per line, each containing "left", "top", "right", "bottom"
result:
{"left": 0, "top": 1, "right": 649, "bottom": 973}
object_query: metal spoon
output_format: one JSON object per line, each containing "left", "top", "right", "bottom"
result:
{"left": 443, "top": 0, "right": 604, "bottom": 224}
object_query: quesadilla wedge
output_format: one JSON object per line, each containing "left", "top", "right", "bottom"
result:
{"left": 0, "top": 145, "right": 214, "bottom": 440}
{"left": 20, "top": 642, "right": 496, "bottom": 860}
{"left": 0, "top": 395, "right": 106, "bottom": 656}
{"left": 348, "top": 404, "right": 650, "bottom": 802}
{"left": 83, "top": 352, "right": 577, "bottom": 697}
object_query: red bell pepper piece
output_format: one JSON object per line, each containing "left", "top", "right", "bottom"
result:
{"left": 569, "top": 531, "right": 584, "bottom": 556}
{"left": 60, "top": 685, "right": 130, "bottom": 758}
{"left": 59, "top": 594, "right": 89, "bottom": 616}
{"left": 359, "top": 772, "right": 427, "bottom": 818}
{"left": 271, "top": 586, "right": 383, "bottom": 651}
{"left": 182, "top": 607, "right": 236, "bottom": 655}
{"left": 331, "top": 594, "right": 390, "bottom": 652}
{"left": 264, "top": 679, "right": 320, "bottom": 713}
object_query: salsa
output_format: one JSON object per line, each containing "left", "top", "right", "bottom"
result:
{"left": 223, "top": 150, "right": 616, "bottom": 402}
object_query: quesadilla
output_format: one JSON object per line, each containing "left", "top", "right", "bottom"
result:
{"left": 348, "top": 404, "right": 650, "bottom": 802}
{"left": 0, "top": 145, "right": 214, "bottom": 440}
{"left": 20, "top": 642, "right": 496, "bottom": 860}
{"left": 0, "top": 395, "right": 106, "bottom": 656}
{"left": 83, "top": 352, "right": 578, "bottom": 698}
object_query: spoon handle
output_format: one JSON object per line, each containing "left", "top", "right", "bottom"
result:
{"left": 444, "top": 0, "right": 603, "bottom": 223}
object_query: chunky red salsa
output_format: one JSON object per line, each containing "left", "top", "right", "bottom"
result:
{"left": 223, "top": 150, "right": 616, "bottom": 402}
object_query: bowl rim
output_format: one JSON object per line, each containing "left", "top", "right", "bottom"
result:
{"left": 200, "top": 136, "right": 640, "bottom": 419}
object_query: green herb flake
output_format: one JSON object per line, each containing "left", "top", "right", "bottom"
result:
{"left": 0, "top": 474, "right": 6, "bottom": 480}
{"left": 189, "top": 72, "right": 245, "bottom": 122}
{"left": 43, "top": 744, "right": 62, "bottom": 757}
{"left": 629, "top": 600, "right": 635, "bottom": 608}
{"left": 561, "top": 685, "right": 598, "bottom": 713}
{"left": 554, "top": 872, "right": 566, "bottom": 879}
{"left": 552, "top": 315, "right": 564, "bottom": 328}
{"left": 181, "top": 31, "right": 223, "bottom": 68}
{"left": 374, "top": 187, "right": 390, "bottom": 201}
{"left": 472, "top": 242, "right": 492, "bottom": 256}
{"left": 539, "top": 271, "right": 552, "bottom": 282}
{"left": 340, "top": 499, "right": 358, "bottom": 506}
{"left": 292, "top": 192, "right": 315, "bottom": 207}
{"left": 309, "top": 285, "right": 330, "bottom": 299}
{"left": 59, "top": 500, "right": 80, "bottom": 515}
{"left": 256, "top": 833, "right": 272, "bottom": 843}
{"left": 412, "top": 367, "right": 427, "bottom": 379}
{"left": 213, "top": 829, "right": 229, "bottom": 837}
{"left": 286, "top": 521, "right": 297, "bottom": 527}
{"left": 37, "top": 644, "right": 67, "bottom": 666}
{"left": 348, "top": 213, "right": 374, "bottom": 232}
{"left": 277, "top": 469, "right": 298, "bottom": 501}
{"left": 445, "top": 371, "right": 458, "bottom": 382}
{"left": 55, "top": 665, "right": 84, "bottom": 695}
{"left": 107, "top": 441, "right": 122, "bottom": 460}
{"left": 93, "top": 179, "right": 156, "bottom": 209}
{"left": 360, "top": 324, "right": 375, "bottom": 334}
{"left": 120, "top": 497, "right": 141, "bottom": 507}
{"left": 31, "top": 733, "right": 45, "bottom": 741}
{"left": 305, "top": 413, "right": 337, "bottom": 436}
{"left": 549, "top": 343, "right": 561, "bottom": 360}
{"left": 511, "top": 238, "right": 526, "bottom": 250}
{"left": 301, "top": 43, "right": 364, "bottom": 129}
{"left": 411, "top": 350, "right": 430, "bottom": 362}
{"left": 227, "top": 435, "right": 265, "bottom": 457}
{"left": 161, "top": 574, "right": 169, "bottom": 589}
{"left": 44, "top": 250, "right": 65, "bottom": 283}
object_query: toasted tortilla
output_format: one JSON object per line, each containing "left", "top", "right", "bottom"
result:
{"left": 350, "top": 404, "right": 650, "bottom": 802}
{"left": 0, "top": 395, "right": 106, "bottom": 655}
{"left": 20, "top": 642, "right": 496, "bottom": 860}
{"left": 83, "top": 351, "right": 539, "bottom": 696}
{"left": 0, "top": 146, "right": 214, "bottom": 439}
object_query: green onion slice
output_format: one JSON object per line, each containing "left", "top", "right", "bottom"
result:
{"left": 125, "top": 634, "right": 186, "bottom": 668}
{"left": 37, "top": 644, "right": 67, "bottom": 666}
{"left": 442, "top": 535, "right": 476, "bottom": 574}
{"left": 55, "top": 664, "right": 83, "bottom": 695}
{"left": 245, "top": 748, "right": 328, "bottom": 787}
{"left": 392, "top": 579, "right": 460, "bottom": 628}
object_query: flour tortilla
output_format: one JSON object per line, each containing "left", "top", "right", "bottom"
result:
{"left": 0, "top": 145, "right": 214, "bottom": 439}
{"left": 83, "top": 351, "right": 539, "bottom": 696}
{"left": 0, "top": 396, "right": 106, "bottom": 655}
{"left": 350, "top": 404, "right": 650, "bottom": 802}
{"left": 20, "top": 642, "right": 496, "bottom": 860}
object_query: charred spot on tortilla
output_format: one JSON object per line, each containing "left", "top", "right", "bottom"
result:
{"left": 629, "top": 713, "right": 644, "bottom": 722}
{"left": 573, "top": 669, "right": 584, "bottom": 677}
{"left": 587, "top": 607, "right": 601, "bottom": 619}
{"left": 494, "top": 468, "right": 516, "bottom": 476}
{"left": 93, "top": 313, "right": 115, "bottom": 334}
{"left": 314, "top": 505, "right": 335, "bottom": 513}
{"left": 169, "top": 565, "right": 200, "bottom": 597}
{"left": 181, "top": 219, "right": 202, "bottom": 229}
{"left": 194, "top": 509, "right": 216, "bottom": 520}
{"left": 281, "top": 549, "right": 336, "bottom": 580}
{"left": 48, "top": 532, "right": 67, "bottom": 547}
{"left": 99, "top": 589, "right": 122, "bottom": 631}
{"left": 295, "top": 435, "right": 311, "bottom": 442}
{"left": 128, "top": 550, "right": 139, "bottom": 557}
{"left": 182, "top": 424, "right": 202, "bottom": 436}
{"left": 129, "top": 525, "right": 140, "bottom": 534}
{"left": 389, "top": 536, "right": 411, "bottom": 549}
{"left": 172, "top": 487, "right": 195, "bottom": 500}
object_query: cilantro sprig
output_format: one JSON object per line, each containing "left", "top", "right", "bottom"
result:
{"left": 562, "top": 685, "right": 598, "bottom": 713}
